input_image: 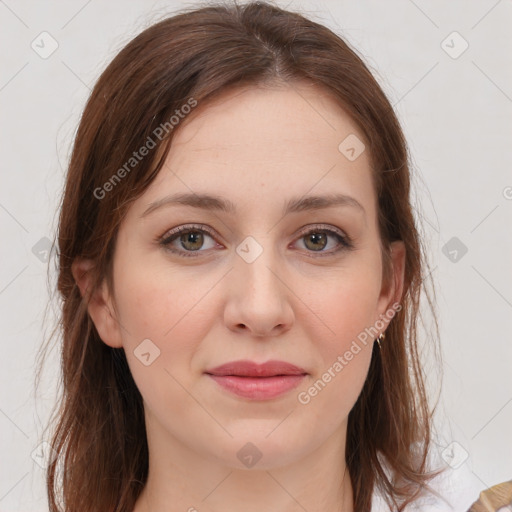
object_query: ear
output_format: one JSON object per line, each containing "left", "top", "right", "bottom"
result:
{"left": 71, "top": 258, "right": 123, "bottom": 348}
{"left": 376, "top": 240, "right": 406, "bottom": 329}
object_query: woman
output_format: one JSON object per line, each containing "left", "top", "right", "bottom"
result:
{"left": 39, "top": 1, "right": 456, "bottom": 510}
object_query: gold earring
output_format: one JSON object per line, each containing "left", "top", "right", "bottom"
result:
{"left": 376, "top": 332, "right": 385, "bottom": 349}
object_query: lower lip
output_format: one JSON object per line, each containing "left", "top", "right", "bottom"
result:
{"left": 207, "top": 374, "right": 306, "bottom": 400}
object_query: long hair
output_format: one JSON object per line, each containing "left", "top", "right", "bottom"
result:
{"left": 36, "top": 1, "right": 443, "bottom": 510}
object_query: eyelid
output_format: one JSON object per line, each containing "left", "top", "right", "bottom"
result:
{"left": 294, "top": 223, "right": 350, "bottom": 243}
{"left": 293, "top": 224, "right": 354, "bottom": 256}
{"left": 158, "top": 223, "right": 354, "bottom": 258}
{"left": 158, "top": 223, "right": 221, "bottom": 252}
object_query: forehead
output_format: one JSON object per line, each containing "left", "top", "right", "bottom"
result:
{"left": 132, "top": 83, "right": 377, "bottom": 222}
{"left": 172, "top": 83, "right": 367, "bottom": 165}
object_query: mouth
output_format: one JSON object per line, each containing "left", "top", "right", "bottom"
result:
{"left": 204, "top": 360, "right": 308, "bottom": 400}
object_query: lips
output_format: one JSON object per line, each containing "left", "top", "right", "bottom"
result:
{"left": 205, "top": 360, "right": 307, "bottom": 377}
{"left": 205, "top": 360, "right": 307, "bottom": 400}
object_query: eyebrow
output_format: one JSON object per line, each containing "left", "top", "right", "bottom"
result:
{"left": 141, "top": 192, "right": 366, "bottom": 218}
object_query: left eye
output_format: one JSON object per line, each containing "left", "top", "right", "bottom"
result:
{"left": 159, "top": 224, "right": 353, "bottom": 258}
{"left": 295, "top": 228, "right": 349, "bottom": 253}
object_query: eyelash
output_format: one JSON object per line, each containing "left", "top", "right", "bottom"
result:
{"left": 158, "top": 223, "right": 354, "bottom": 259}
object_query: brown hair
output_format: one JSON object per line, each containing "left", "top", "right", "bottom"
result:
{"left": 37, "top": 1, "right": 443, "bottom": 510}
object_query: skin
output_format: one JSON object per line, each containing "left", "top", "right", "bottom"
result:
{"left": 73, "top": 82, "right": 405, "bottom": 512}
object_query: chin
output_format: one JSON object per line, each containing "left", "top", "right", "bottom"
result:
{"left": 210, "top": 431, "right": 312, "bottom": 471}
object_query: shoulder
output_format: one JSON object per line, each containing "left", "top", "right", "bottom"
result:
{"left": 370, "top": 449, "right": 487, "bottom": 511}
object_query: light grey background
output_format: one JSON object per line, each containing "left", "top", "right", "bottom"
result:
{"left": 1, "top": 0, "right": 511, "bottom": 510}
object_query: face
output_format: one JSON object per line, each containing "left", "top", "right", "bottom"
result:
{"left": 79, "top": 82, "right": 404, "bottom": 471}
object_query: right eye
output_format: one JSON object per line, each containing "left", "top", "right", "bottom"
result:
{"left": 159, "top": 224, "right": 222, "bottom": 258}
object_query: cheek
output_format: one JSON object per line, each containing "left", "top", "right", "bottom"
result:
{"left": 295, "top": 276, "right": 378, "bottom": 425}
{"left": 114, "top": 270, "right": 216, "bottom": 418}
{"left": 301, "top": 264, "right": 382, "bottom": 348}
{"left": 114, "top": 245, "right": 199, "bottom": 332}
{"left": 294, "top": 262, "right": 381, "bottom": 406}
{"left": 112, "top": 257, "right": 220, "bottom": 371}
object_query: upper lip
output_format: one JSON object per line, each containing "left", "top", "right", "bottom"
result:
{"left": 205, "top": 360, "right": 307, "bottom": 377}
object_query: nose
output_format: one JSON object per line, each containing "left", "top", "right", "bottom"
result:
{"left": 223, "top": 242, "right": 294, "bottom": 338}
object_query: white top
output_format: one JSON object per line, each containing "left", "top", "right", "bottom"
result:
{"left": 370, "top": 449, "right": 485, "bottom": 511}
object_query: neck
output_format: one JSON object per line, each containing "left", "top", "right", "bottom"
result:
{"left": 134, "top": 413, "right": 354, "bottom": 512}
